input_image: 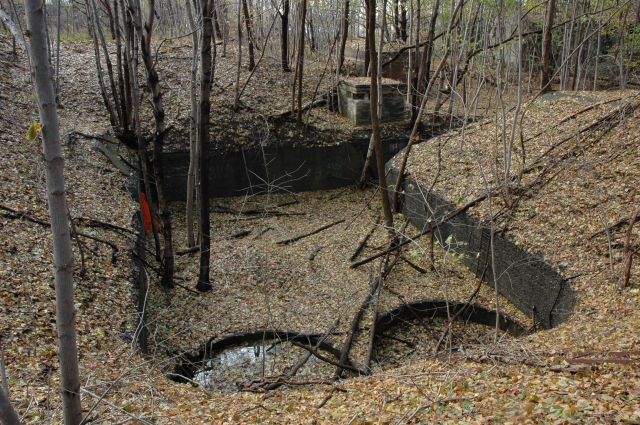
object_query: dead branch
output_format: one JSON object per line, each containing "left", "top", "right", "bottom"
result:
{"left": 589, "top": 216, "right": 631, "bottom": 239}
{"left": 350, "top": 215, "right": 381, "bottom": 261}
{"left": 291, "top": 342, "right": 366, "bottom": 375}
{"left": 350, "top": 191, "right": 493, "bottom": 269}
{"left": 400, "top": 256, "right": 428, "bottom": 274}
{"left": 262, "top": 320, "right": 339, "bottom": 391}
{"left": 0, "top": 205, "right": 119, "bottom": 263}
{"left": 308, "top": 246, "right": 324, "bottom": 261}
{"left": 276, "top": 219, "right": 345, "bottom": 245}
{"left": 313, "top": 387, "right": 348, "bottom": 413}
{"left": 335, "top": 257, "right": 387, "bottom": 379}
{"left": 622, "top": 207, "right": 640, "bottom": 287}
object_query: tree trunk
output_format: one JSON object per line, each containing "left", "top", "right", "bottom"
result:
{"left": 296, "top": 0, "right": 307, "bottom": 128}
{"left": 0, "top": 5, "right": 29, "bottom": 55}
{"left": 367, "top": 0, "right": 394, "bottom": 234}
{"left": 337, "top": 0, "right": 349, "bottom": 74}
{"left": 185, "top": 0, "right": 199, "bottom": 248}
{"left": 133, "top": 0, "right": 175, "bottom": 288}
{"left": 410, "top": 0, "right": 439, "bottom": 127}
{"left": 242, "top": 0, "right": 255, "bottom": 71}
{"left": 307, "top": 4, "right": 316, "bottom": 52}
{"left": 197, "top": 0, "right": 214, "bottom": 292}
{"left": 540, "top": 0, "right": 556, "bottom": 93}
{"left": 213, "top": 0, "right": 223, "bottom": 40}
{"left": 0, "top": 387, "right": 21, "bottom": 425}
{"left": 280, "top": 0, "right": 291, "bottom": 71}
{"left": 25, "top": 0, "right": 83, "bottom": 421}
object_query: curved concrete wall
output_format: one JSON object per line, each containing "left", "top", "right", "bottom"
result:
{"left": 385, "top": 164, "right": 576, "bottom": 329}
{"left": 162, "top": 139, "right": 409, "bottom": 201}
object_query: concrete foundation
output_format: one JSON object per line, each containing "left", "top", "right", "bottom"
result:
{"left": 338, "top": 79, "right": 407, "bottom": 125}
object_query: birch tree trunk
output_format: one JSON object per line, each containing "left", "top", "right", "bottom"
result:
{"left": 25, "top": 0, "right": 83, "bottom": 421}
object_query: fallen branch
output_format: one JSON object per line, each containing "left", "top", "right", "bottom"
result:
{"left": 335, "top": 257, "right": 387, "bottom": 379}
{"left": 176, "top": 230, "right": 251, "bottom": 255}
{"left": 0, "top": 205, "right": 119, "bottom": 263}
{"left": 313, "top": 387, "right": 347, "bottom": 413}
{"left": 589, "top": 216, "right": 631, "bottom": 239}
{"left": 350, "top": 191, "right": 493, "bottom": 269}
{"left": 349, "top": 215, "right": 381, "bottom": 261}
{"left": 262, "top": 319, "right": 339, "bottom": 391}
{"left": 276, "top": 219, "right": 345, "bottom": 245}
{"left": 308, "top": 245, "right": 324, "bottom": 261}
{"left": 291, "top": 342, "right": 366, "bottom": 375}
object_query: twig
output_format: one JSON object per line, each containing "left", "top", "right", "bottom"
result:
{"left": 622, "top": 207, "right": 640, "bottom": 287}
{"left": 252, "top": 226, "right": 273, "bottom": 239}
{"left": 291, "top": 342, "right": 366, "bottom": 374}
{"left": 400, "top": 256, "right": 428, "bottom": 273}
{"left": 81, "top": 388, "right": 155, "bottom": 425}
{"left": 308, "top": 246, "right": 324, "bottom": 261}
{"left": 350, "top": 191, "right": 494, "bottom": 269}
{"left": 313, "top": 387, "right": 347, "bottom": 412}
{"left": 276, "top": 219, "right": 345, "bottom": 245}
{"left": 263, "top": 320, "right": 339, "bottom": 391}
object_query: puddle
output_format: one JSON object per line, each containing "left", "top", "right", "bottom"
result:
{"left": 193, "top": 341, "right": 326, "bottom": 392}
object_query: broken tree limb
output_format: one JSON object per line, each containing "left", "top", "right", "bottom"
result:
{"left": 365, "top": 259, "right": 385, "bottom": 372}
{"left": 276, "top": 219, "right": 345, "bottom": 245}
{"left": 350, "top": 191, "right": 494, "bottom": 269}
{"left": 0, "top": 204, "right": 119, "bottom": 263}
{"left": 308, "top": 245, "right": 324, "bottom": 261}
{"left": 335, "top": 256, "right": 388, "bottom": 380}
{"left": 263, "top": 320, "right": 340, "bottom": 391}
{"left": 350, "top": 215, "right": 381, "bottom": 261}
{"left": 291, "top": 342, "right": 367, "bottom": 375}
{"left": 177, "top": 230, "right": 252, "bottom": 255}
{"left": 313, "top": 387, "right": 348, "bottom": 412}
{"left": 589, "top": 216, "right": 631, "bottom": 239}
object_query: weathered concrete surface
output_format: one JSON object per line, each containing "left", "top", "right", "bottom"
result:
{"left": 338, "top": 79, "right": 407, "bottom": 125}
{"left": 386, "top": 163, "right": 576, "bottom": 329}
{"left": 163, "top": 138, "right": 409, "bottom": 201}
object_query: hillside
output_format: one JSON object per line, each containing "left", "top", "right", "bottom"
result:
{"left": 1, "top": 32, "right": 640, "bottom": 425}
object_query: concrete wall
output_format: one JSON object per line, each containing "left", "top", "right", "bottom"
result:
{"left": 338, "top": 82, "right": 407, "bottom": 125}
{"left": 162, "top": 138, "right": 409, "bottom": 201}
{"left": 386, "top": 164, "right": 576, "bottom": 329}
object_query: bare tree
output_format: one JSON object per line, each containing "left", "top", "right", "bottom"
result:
{"left": 25, "top": 0, "right": 83, "bottom": 421}
{"left": 197, "top": 0, "right": 215, "bottom": 292}
{"left": 185, "top": 0, "right": 199, "bottom": 248}
{"left": 128, "top": 0, "right": 176, "bottom": 288}
{"left": 540, "top": 0, "right": 556, "bottom": 93}
{"left": 367, "top": 0, "right": 393, "bottom": 234}
{"left": 296, "top": 0, "right": 307, "bottom": 128}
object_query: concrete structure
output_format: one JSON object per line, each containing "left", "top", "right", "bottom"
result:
{"left": 386, "top": 162, "right": 576, "bottom": 330}
{"left": 338, "top": 78, "right": 407, "bottom": 125}
{"left": 161, "top": 137, "right": 409, "bottom": 201}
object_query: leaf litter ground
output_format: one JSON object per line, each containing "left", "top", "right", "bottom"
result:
{"left": 1, "top": 34, "right": 639, "bottom": 424}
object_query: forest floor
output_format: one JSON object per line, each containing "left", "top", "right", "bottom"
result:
{"left": 1, "top": 32, "right": 640, "bottom": 425}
